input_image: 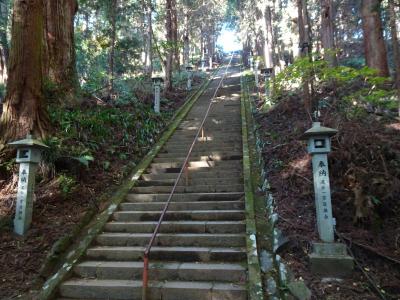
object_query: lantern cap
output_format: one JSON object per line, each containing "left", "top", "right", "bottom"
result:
{"left": 152, "top": 76, "right": 164, "bottom": 83}
{"left": 8, "top": 134, "right": 49, "bottom": 149}
{"left": 185, "top": 65, "right": 194, "bottom": 71}
{"left": 301, "top": 122, "right": 338, "bottom": 140}
{"left": 261, "top": 68, "right": 273, "bottom": 75}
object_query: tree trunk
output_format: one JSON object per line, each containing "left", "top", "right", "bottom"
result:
{"left": 183, "top": 12, "right": 190, "bottom": 66}
{"left": 263, "top": 3, "right": 274, "bottom": 69}
{"left": 388, "top": 0, "right": 400, "bottom": 116}
{"left": 171, "top": 0, "right": 179, "bottom": 69}
{"left": 297, "top": 0, "right": 313, "bottom": 118}
{"left": 0, "top": 0, "right": 10, "bottom": 84}
{"left": 108, "top": 0, "right": 117, "bottom": 98}
{"left": 43, "top": 0, "right": 79, "bottom": 106}
{"left": 361, "top": 0, "right": 389, "bottom": 77}
{"left": 144, "top": 0, "right": 153, "bottom": 76}
{"left": 320, "top": 0, "right": 337, "bottom": 66}
{"left": 165, "top": 0, "right": 173, "bottom": 92}
{"left": 0, "top": 0, "right": 50, "bottom": 148}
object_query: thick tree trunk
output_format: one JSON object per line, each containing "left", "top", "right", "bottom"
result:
{"left": 361, "top": 0, "right": 389, "bottom": 77}
{"left": 43, "top": 0, "right": 79, "bottom": 106}
{"left": 165, "top": 0, "right": 173, "bottom": 92}
{"left": 320, "top": 0, "right": 337, "bottom": 66}
{"left": 108, "top": 0, "right": 117, "bottom": 98}
{"left": 0, "top": 0, "right": 50, "bottom": 148}
{"left": 388, "top": 0, "right": 400, "bottom": 116}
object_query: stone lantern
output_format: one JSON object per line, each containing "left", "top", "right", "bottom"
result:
{"left": 261, "top": 68, "right": 273, "bottom": 98}
{"left": 301, "top": 122, "right": 353, "bottom": 277}
{"left": 186, "top": 65, "right": 194, "bottom": 91}
{"left": 152, "top": 76, "right": 164, "bottom": 114}
{"left": 9, "top": 134, "right": 49, "bottom": 235}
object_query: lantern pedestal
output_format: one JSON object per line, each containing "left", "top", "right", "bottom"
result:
{"left": 309, "top": 243, "right": 354, "bottom": 277}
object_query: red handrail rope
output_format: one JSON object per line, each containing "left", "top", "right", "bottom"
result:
{"left": 141, "top": 54, "right": 234, "bottom": 300}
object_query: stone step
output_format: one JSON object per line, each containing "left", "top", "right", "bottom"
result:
{"left": 73, "top": 261, "right": 247, "bottom": 282}
{"left": 60, "top": 279, "right": 247, "bottom": 300}
{"left": 131, "top": 184, "right": 244, "bottom": 194}
{"left": 125, "top": 192, "right": 244, "bottom": 203}
{"left": 137, "top": 177, "right": 242, "bottom": 186}
{"left": 112, "top": 210, "right": 245, "bottom": 222}
{"left": 162, "top": 144, "right": 242, "bottom": 151}
{"left": 86, "top": 246, "right": 247, "bottom": 262}
{"left": 104, "top": 221, "right": 246, "bottom": 234}
{"left": 140, "top": 172, "right": 243, "bottom": 181}
{"left": 148, "top": 160, "right": 242, "bottom": 170}
{"left": 152, "top": 154, "right": 242, "bottom": 163}
{"left": 119, "top": 200, "right": 245, "bottom": 211}
{"left": 167, "top": 137, "right": 242, "bottom": 143}
{"left": 95, "top": 233, "right": 246, "bottom": 247}
{"left": 164, "top": 142, "right": 242, "bottom": 149}
{"left": 155, "top": 151, "right": 242, "bottom": 159}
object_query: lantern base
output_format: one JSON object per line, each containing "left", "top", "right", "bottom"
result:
{"left": 309, "top": 242, "right": 353, "bottom": 277}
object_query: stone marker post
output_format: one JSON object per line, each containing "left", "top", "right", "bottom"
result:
{"left": 201, "top": 59, "right": 206, "bottom": 72}
{"left": 254, "top": 60, "right": 259, "bottom": 87}
{"left": 186, "top": 65, "right": 193, "bottom": 91}
{"left": 152, "top": 77, "right": 163, "bottom": 114}
{"left": 249, "top": 56, "right": 254, "bottom": 71}
{"left": 261, "top": 68, "right": 273, "bottom": 98}
{"left": 9, "top": 134, "right": 48, "bottom": 236}
{"left": 301, "top": 123, "right": 353, "bottom": 277}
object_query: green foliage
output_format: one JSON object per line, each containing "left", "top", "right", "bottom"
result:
{"left": 47, "top": 102, "right": 167, "bottom": 164}
{"left": 0, "top": 83, "right": 5, "bottom": 99}
{"left": 272, "top": 54, "right": 395, "bottom": 112}
{"left": 58, "top": 174, "right": 77, "bottom": 195}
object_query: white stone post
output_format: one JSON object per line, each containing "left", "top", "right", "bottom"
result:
{"left": 14, "top": 163, "right": 37, "bottom": 235}
{"left": 311, "top": 153, "right": 335, "bottom": 242}
{"left": 254, "top": 61, "right": 259, "bottom": 87}
{"left": 154, "top": 84, "right": 160, "bottom": 114}
{"left": 152, "top": 77, "right": 163, "bottom": 114}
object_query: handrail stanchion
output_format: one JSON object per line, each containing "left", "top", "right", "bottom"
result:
{"left": 141, "top": 55, "right": 233, "bottom": 300}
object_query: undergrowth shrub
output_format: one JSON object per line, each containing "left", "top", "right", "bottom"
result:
{"left": 271, "top": 54, "right": 395, "bottom": 113}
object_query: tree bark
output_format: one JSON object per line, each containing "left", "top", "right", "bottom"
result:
{"left": 165, "top": 0, "right": 173, "bottom": 92}
{"left": 171, "top": 0, "right": 179, "bottom": 69}
{"left": 43, "top": 0, "right": 79, "bottom": 106}
{"left": 144, "top": 0, "right": 153, "bottom": 76}
{"left": 183, "top": 11, "right": 190, "bottom": 66}
{"left": 388, "top": 0, "right": 400, "bottom": 116}
{"left": 0, "top": 0, "right": 10, "bottom": 83}
{"left": 297, "top": 0, "right": 313, "bottom": 118}
{"left": 0, "top": 0, "right": 50, "bottom": 148}
{"left": 263, "top": 3, "right": 274, "bottom": 69}
{"left": 320, "top": 0, "right": 337, "bottom": 66}
{"left": 361, "top": 0, "right": 389, "bottom": 77}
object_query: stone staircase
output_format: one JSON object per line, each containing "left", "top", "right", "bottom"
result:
{"left": 57, "top": 68, "right": 248, "bottom": 299}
